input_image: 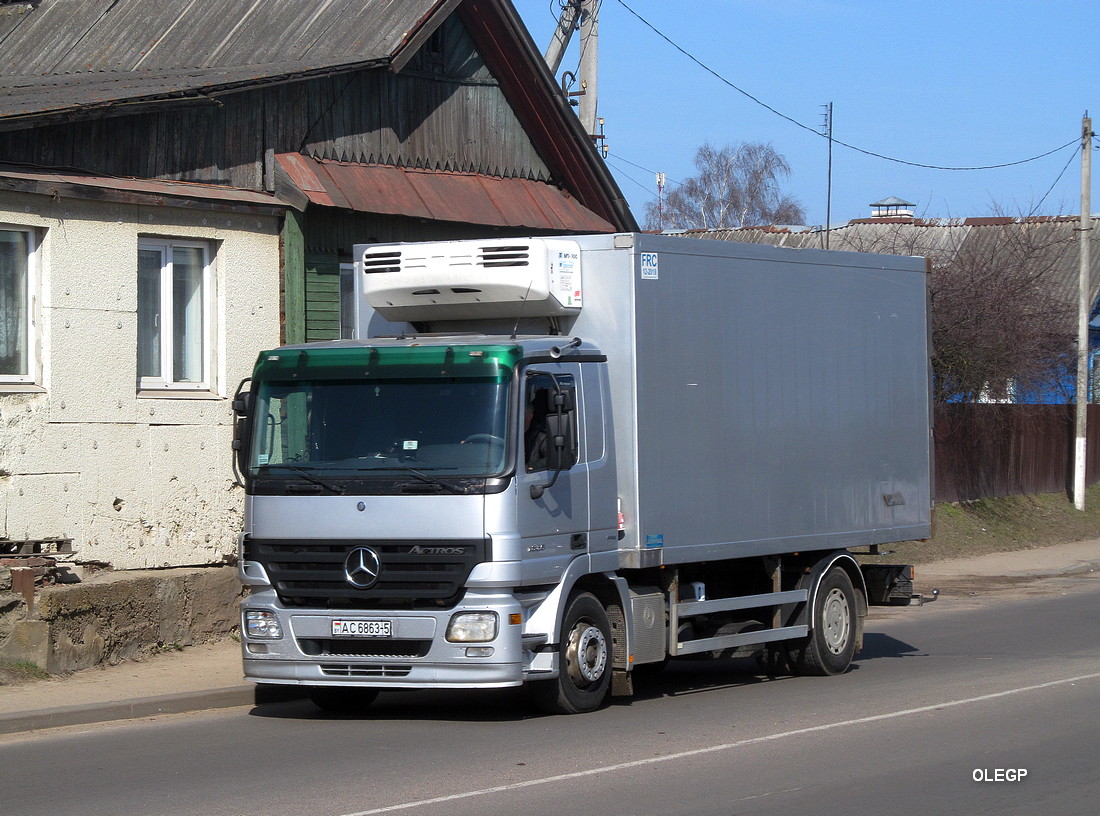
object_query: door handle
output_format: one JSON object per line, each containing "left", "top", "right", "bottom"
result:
{"left": 571, "top": 534, "right": 587, "bottom": 550}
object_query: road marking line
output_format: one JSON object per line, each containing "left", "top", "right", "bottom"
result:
{"left": 340, "top": 671, "right": 1100, "bottom": 816}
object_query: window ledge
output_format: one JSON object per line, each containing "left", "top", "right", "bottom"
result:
{"left": 0, "top": 383, "right": 46, "bottom": 394}
{"left": 137, "top": 390, "right": 224, "bottom": 401}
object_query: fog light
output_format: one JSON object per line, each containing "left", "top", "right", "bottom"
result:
{"left": 465, "top": 646, "right": 495, "bottom": 658}
{"left": 446, "top": 611, "right": 498, "bottom": 643}
{"left": 244, "top": 609, "right": 282, "bottom": 640}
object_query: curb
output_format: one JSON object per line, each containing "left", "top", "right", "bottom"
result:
{"left": 0, "top": 684, "right": 308, "bottom": 736}
{"left": 0, "top": 687, "right": 254, "bottom": 736}
{"left": 918, "top": 559, "right": 1100, "bottom": 583}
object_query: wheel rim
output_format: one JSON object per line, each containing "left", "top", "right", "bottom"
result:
{"left": 821, "top": 587, "right": 851, "bottom": 655}
{"left": 566, "top": 620, "right": 607, "bottom": 687}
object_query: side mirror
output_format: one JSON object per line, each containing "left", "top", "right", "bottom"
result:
{"left": 231, "top": 378, "right": 253, "bottom": 486}
{"left": 544, "top": 412, "right": 577, "bottom": 471}
{"left": 232, "top": 391, "right": 252, "bottom": 416}
{"left": 550, "top": 388, "right": 575, "bottom": 413}
{"left": 530, "top": 386, "right": 578, "bottom": 500}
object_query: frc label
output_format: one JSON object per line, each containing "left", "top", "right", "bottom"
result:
{"left": 640, "top": 252, "right": 659, "bottom": 280}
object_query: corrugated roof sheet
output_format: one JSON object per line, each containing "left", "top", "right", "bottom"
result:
{"left": 277, "top": 154, "right": 615, "bottom": 232}
{"left": 0, "top": 0, "right": 441, "bottom": 117}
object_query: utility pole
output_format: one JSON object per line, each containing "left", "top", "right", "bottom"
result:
{"left": 577, "top": 0, "right": 599, "bottom": 136}
{"left": 542, "top": 0, "right": 600, "bottom": 139}
{"left": 822, "top": 103, "right": 833, "bottom": 249}
{"left": 1074, "top": 113, "right": 1093, "bottom": 510}
{"left": 656, "top": 172, "right": 667, "bottom": 230}
{"left": 543, "top": 1, "right": 580, "bottom": 75}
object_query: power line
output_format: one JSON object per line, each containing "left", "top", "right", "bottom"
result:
{"left": 613, "top": 0, "right": 1079, "bottom": 172}
{"left": 603, "top": 155, "right": 654, "bottom": 195}
{"left": 1028, "top": 141, "right": 1082, "bottom": 217}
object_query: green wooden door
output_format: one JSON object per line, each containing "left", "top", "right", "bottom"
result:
{"left": 304, "top": 253, "right": 340, "bottom": 342}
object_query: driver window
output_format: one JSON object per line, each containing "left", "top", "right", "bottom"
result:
{"left": 524, "top": 375, "right": 574, "bottom": 473}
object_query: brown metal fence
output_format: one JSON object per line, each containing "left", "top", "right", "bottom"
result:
{"left": 934, "top": 404, "right": 1100, "bottom": 502}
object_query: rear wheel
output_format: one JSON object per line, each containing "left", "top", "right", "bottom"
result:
{"left": 531, "top": 592, "right": 612, "bottom": 714}
{"left": 787, "top": 566, "right": 859, "bottom": 676}
{"left": 307, "top": 686, "right": 380, "bottom": 713}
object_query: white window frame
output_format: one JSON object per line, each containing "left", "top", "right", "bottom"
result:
{"left": 0, "top": 224, "right": 38, "bottom": 386}
{"left": 137, "top": 237, "right": 215, "bottom": 392}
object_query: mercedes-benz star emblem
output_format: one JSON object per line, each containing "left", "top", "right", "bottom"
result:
{"left": 344, "top": 547, "right": 382, "bottom": 589}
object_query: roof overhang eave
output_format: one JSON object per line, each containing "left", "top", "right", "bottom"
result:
{"left": 388, "top": 0, "right": 463, "bottom": 74}
{"left": 0, "top": 166, "right": 287, "bottom": 216}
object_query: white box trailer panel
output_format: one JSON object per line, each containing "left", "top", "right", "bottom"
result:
{"left": 564, "top": 234, "right": 932, "bottom": 566}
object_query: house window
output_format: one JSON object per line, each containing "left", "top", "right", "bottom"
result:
{"left": 0, "top": 226, "right": 35, "bottom": 383}
{"left": 137, "top": 238, "right": 214, "bottom": 390}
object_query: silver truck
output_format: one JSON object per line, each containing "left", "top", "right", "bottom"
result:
{"left": 233, "top": 233, "right": 933, "bottom": 714}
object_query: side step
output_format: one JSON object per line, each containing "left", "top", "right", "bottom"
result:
{"left": 674, "top": 625, "right": 809, "bottom": 657}
{"left": 670, "top": 589, "right": 809, "bottom": 657}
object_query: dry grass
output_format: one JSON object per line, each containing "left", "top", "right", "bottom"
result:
{"left": 874, "top": 483, "right": 1100, "bottom": 566}
{"left": 0, "top": 659, "right": 50, "bottom": 687}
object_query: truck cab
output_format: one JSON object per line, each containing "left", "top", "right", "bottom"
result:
{"left": 236, "top": 334, "right": 622, "bottom": 712}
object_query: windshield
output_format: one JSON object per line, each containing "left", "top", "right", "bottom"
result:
{"left": 248, "top": 375, "right": 511, "bottom": 478}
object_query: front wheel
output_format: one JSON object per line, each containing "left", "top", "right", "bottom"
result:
{"left": 786, "top": 566, "right": 860, "bottom": 676}
{"left": 531, "top": 592, "right": 612, "bottom": 714}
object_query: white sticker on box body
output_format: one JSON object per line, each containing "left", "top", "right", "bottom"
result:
{"left": 640, "top": 252, "right": 659, "bottom": 280}
{"left": 549, "top": 248, "right": 582, "bottom": 308}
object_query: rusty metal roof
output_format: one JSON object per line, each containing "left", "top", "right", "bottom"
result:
{"left": 0, "top": 0, "right": 442, "bottom": 118}
{"left": 276, "top": 154, "right": 615, "bottom": 233}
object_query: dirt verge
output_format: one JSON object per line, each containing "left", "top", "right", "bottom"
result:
{"left": 866, "top": 484, "right": 1100, "bottom": 566}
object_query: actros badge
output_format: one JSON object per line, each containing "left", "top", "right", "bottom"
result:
{"left": 344, "top": 546, "right": 382, "bottom": 589}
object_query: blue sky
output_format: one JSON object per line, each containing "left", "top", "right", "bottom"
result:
{"left": 514, "top": 0, "right": 1098, "bottom": 227}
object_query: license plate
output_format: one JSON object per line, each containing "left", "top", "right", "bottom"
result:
{"left": 331, "top": 619, "right": 392, "bottom": 638}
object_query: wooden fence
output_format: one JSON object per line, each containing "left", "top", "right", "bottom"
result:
{"left": 934, "top": 404, "right": 1100, "bottom": 502}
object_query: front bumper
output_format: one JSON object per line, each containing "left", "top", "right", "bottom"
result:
{"left": 240, "top": 588, "right": 527, "bottom": 689}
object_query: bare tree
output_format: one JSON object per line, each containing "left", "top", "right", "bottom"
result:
{"left": 644, "top": 142, "right": 806, "bottom": 231}
{"left": 929, "top": 220, "right": 1077, "bottom": 403}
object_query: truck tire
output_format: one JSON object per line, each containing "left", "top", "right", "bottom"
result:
{"left": 307, "top": 686, "right": 380, "bottom": 714}
{"left": 786, "top": 566, "right": 859, "bottom": 676}
{"left": 531, "top": 592, "right": 612, "bottom": 714}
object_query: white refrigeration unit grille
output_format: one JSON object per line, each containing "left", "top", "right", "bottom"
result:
{"left": 356, "top": 238, "right": 582, "bottom": 321}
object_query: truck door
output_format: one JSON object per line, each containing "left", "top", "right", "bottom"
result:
{"left": 517, "top": 364, "right": 590, "bottom": 584}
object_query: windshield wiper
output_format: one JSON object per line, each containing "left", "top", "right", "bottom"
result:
{"left": 397, "top": 465, "right": 466, "bottom": 495}
{"left": 257, "top": 464, "right": 345, "bottom": 495}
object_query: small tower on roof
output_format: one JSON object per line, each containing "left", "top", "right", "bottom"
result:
{"left": 870, "top": 196, "right": 915, "bottom": 218}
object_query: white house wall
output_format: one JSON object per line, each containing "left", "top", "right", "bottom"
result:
{"left": 1, "top": 191, "right": 281, "bottom": 569}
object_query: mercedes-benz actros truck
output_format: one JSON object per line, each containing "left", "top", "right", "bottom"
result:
{"left": 233, "top": 233, "right": 932, "bottom": 714}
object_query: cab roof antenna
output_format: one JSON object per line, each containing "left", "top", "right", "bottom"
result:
{"left": 510, "top": 280, "right": 535, "bottom": 340}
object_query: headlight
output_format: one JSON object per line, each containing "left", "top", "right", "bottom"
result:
{"left": 446, "top": 611, "right": 498, "bottom": 643}
{"left": 244, "top": 609, "right": 282, "bottom": 640}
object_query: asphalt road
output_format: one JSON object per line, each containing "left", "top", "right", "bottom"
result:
{"left": 4, "top": 574, "right": 1098, "bottom": 816}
